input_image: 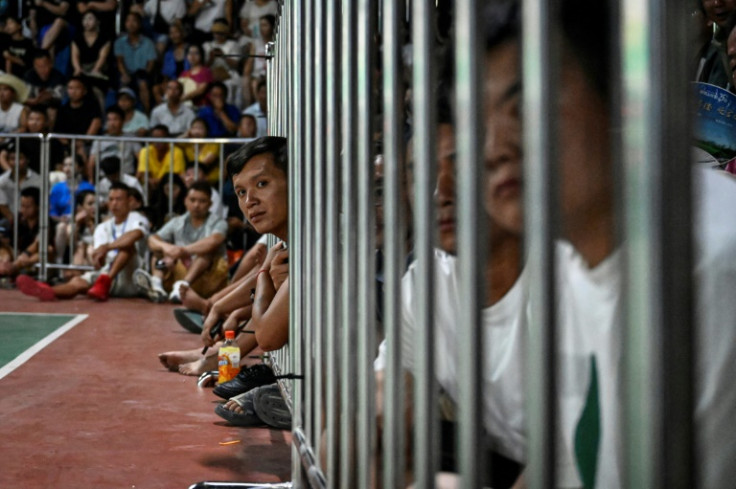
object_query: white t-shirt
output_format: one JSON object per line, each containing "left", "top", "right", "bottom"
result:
{"left": 194, "top": 0, "right": 228, "bottom": 32}
{"left": 239, "top": 0, "right": 278, "bottom": 38}
{"left": 93, "top": 210, "right": 150, "bottom": 265}
{"left": 0, "top": 102, "right": 24, "bottom": 133}
{"left": 97, "top": 174, "right": 144, "bottom": 206}
{"left": 143, "top": 0, "right": 187, "bottom": 24}
{"left": 395, "top": 249, "right": 529, "bottom": 463}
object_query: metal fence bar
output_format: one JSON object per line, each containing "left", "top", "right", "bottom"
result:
{"left": 454, "top": 0, "right": 485, "bottom": 487}
{"left": 38, "top": 137, "right": 50, "bottom": 282}
{"left": 411, "top": 0, "right": 439, "bottom": 487}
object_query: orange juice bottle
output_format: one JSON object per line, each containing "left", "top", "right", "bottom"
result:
{"left": 217, "top": 330, "right": 240, "bottom": 383}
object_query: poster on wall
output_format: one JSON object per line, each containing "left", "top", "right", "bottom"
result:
{"left": 693, "top": 82, "right": 736, "bottom": 171}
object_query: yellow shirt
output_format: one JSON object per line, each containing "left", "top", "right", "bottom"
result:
{"left": 137, "top": 146, "right": 186, "bottom": 180}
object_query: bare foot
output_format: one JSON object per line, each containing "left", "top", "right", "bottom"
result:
{"left": 158, "top": 348, "right": 202, "bottom": 371}
{"left": 178, "top": 354, "right": 218, "bottom": 376}
{"left": 222, "top": 398, "right": 245, "bottom": 414}
{"left": 180, "top": 284, "right": 210, "bottom": 315}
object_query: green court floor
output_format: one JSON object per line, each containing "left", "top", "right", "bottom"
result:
{"left": 0, "top": 313, "right": 85, "bottom": 374}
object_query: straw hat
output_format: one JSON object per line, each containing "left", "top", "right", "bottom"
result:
{"left": 0, "top": 73, "right": 29, "bottom": 103}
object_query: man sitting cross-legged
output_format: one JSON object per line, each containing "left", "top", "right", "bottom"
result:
{"left": 17, "top": 182, "right": 150, "bottom": 301}
{"left": 134, "top": 181, "right": 229, "bottom": 303}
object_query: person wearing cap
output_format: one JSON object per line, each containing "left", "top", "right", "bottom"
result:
{"left": 114, "top": 11, "right": 157, "bottom": 114}
{"left": 0, "top": 73, "right": 29, "bottom": 133}
{"left": 117, "top": 87, "right": 150, "bottom": 138}
{"left": 204, "top": 18, "right": 239, "bottom": 72}
{"left": 186, "top": 0, "right": 232, "bottom": 46}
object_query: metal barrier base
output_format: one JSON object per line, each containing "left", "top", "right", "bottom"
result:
{"left": 188, "top": 483, "right": 292, "bottom": 489}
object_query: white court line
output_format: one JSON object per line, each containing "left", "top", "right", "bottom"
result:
{"left": 0, "top": 314, "right": 88, "bottom": 381}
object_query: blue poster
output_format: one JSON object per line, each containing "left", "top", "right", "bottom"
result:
{"left": 694, "top": 82, "right": 736, "bottom": 165}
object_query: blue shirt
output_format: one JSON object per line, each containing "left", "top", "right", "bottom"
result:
{"left": 114, "top": 34, "right": 157, "bottom": 73}
{"left": 197, "top": 105, "right": 241, "bottom": 138}
{"left": 49, "top": 181, "right": 95, "bottom": 218}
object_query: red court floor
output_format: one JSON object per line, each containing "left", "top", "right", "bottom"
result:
{"left": 0, "top": 289, "right": 292, "bottom": 488}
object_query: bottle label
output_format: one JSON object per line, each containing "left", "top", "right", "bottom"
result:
{"left": 217, "top": 346, "right": 241, "bottom": 383}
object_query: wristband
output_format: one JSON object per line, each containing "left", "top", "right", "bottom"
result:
{"left": 256, "top": 269, "right": 269, "bottom": 279}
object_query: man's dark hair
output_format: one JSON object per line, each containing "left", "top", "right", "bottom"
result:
{"left": 67, "top": 75, "right": 88, "bottom": 90}
{"left": 27, "top": 105, "right": 47, "bottom": 118}
{"left": 126, "top": 11, "right": 143, "bottom": 24}
{"left": 106, "top": 105, "right": 125, "bottom": 120}
{"left": 100, "top": 156, "right": 122, "bottom": 176}
{"left": 256, "top": 78, "right": 268, "bottom": 92}
{"left": 189, "top": 180, "right": 213, "bottom": 198}
{"left": 75, "top": 189, "right": 95, "bottom": 208}
{"left": 260, "top": 14, "right": 276, "bottom": 30}
{"left": 33, "top": 49, "right": 51, "bottom": 61}
{"left": 227, "top": 136, "right": 288, "bottom": 178}
{"left": 209, "top": 81, "right": 229, "bottom": 98}
{"left": 20, "top": 187, "right": 40, "bottom": 207}
{"left": 191, "top": 116, "right": 210, "bottom": 134}
{"left": 109, "top": 181, "right": 131, "bottom": 196}
{"left": 151, "top": 124, "right": 170, "bottom": 136}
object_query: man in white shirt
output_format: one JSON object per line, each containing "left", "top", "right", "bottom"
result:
{"left": 17, "top": 182, "right": 150, "bottom": 301}
{"left": 149, "top": 80, "right": 196, "bottom": 136}
{"left": 97, "top": 156, "right": 144, "bottom": 211}
{"left": 0, "top": 73, "right": 28, "bottom": 133}
{"left": 88, "top": 105, "right": 140, "bottom": 178}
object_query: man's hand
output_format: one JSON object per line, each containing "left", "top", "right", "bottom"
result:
{"left": 91, "top": 243, "right": 109, "bottom": 268}
{"left": 262, "top": 242, "right": 286, "bottom": 271}
{"left": 201, "top": 306, "right": 225, "bottom": 347}
{"left": 269, "top": 248, "right": 288, "bottom": 290}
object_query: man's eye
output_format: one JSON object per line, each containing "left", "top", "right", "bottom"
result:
{"left": 256, "top": 180, "right": 268, "bottom": 188}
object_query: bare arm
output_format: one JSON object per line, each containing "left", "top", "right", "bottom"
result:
{"left": 183, "top": 232, "right": 225, "bottom": 256}
{"left": 92, "top": 42, "right": 111, "bottom": 73}
{"left": 86, "top": 117, "right": 102, "bottom": 136}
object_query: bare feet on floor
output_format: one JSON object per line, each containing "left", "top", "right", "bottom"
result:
{"left": 158, "top": 348, "right": 204, "bottom": 372}
{"left": 178, "top": 354, "right": 218, "bottom": 376}
{"left": 180, "top": 284, "right": 210, "bottom": 315}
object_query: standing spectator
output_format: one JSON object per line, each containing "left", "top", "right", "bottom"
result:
{"left": 0, "top": 73, "right": 29, "bottom": 133}
{"left": 241, "top": 14, "right": 273, "bottom": 107}
{"left": 150, "top": 79, "right": 196, "bottom": 136}
{"left": 88, "top": 105, "right": 141, "bottom": 179}
{"left": 137, "top": 124, "right": 186, "bottom": 189}
{"left": 23, "top": 49, "right": 66, "bottom": 112}
{"left": 179, "top": 44, "right": 213, "bottom": 107}
{"left": 238, "top": 0, "right": 277, "bottom": 39}
{"left": 242, "top": 77, "right": 267, "bottom": 137}
{"left": 114, "top": 11, "right": 157, "bottom": 114}
{"left": 197, "top": 81, "right": 239, "bottom": 137}
{"left": 54, "top": 76, "right": 102, "bottom": 137}
{"left": 117, "top": 87, "right": 150, "bottom": 137}
{"left": 30, "top": 0, "right": 70, "bottom": 52}
{"left": 2, "top": 17, "right": 35, "bottom": 78}
{"left": 186, "top": 0, "right": 232, "bottom": 46}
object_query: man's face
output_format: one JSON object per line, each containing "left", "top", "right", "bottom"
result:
{"left": 4, "top": 19, "right": 20, "bottom": 35}
{"left": 702, "top": 0, "right": 736, "bottom": 29}
{"left": 209, "top": 86, "right": 226, "bottom": 107}
{"left": 260, "top": 18, "right": 273, "bottom": 38}
{"left": 166, "top": 81, "right": 182, "bottom": 103}
{"left": 67, "top": 80, "right": 86, "bottom": 102}
{"left": 117, "top": 94, "right": 134, "bottom": 111}
{"left": 19, "top": 196, "right": 37, "bottom": 221}
{"left": 62, "top": 157, "right": 75, "bottom": 180}
{"left": 232, "top": 153, "right": 288, "bottom": 239}
{"left": 106, "top": 113, "right": 123, "bottom": 135}
{"left": 256, "top": 85, "right": 268, "bottom": 108}
{"left": 27, "top": 111, "right": 47, "bottom": 133}
{"left": 185, "top": 189, "right": 211, "bottom": 219}
{"left": 151, "top": 128, "right": 168, "bottom": 153}
{"left": 81, "top": 193, "right": 96, "bottom": 214}
{"left": 239, "top": 116, "right": 257, "bottom": 137}
{"left": 107, "top": 189, "right": 130, "bottom": 220}
{"left": 33, "top": 57, "right": 52, "bottom": 80}
{"left": 125, "top": 14, "right": 141, "bottom": 34}
{"left": 0, "top": 85, "right": 16, "bottom": 105}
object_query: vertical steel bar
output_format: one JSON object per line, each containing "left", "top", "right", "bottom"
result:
{"left": 218, "top": 144, "right": 224, "bottom": 199}
{"left": 621, "top": 1, "right": 694, "bottom": 488}
{"left": 194, "top": 143, "right": 200, "bottom": 180}
{"left": 381, "top": 0, "right": 406, "bottom": 485}
{"left": 324, "top": 0, "right": 341, "bottom": 485}
{"left": 356, "top": 0, "right": 377, "bottom": 487}
{"left": 38, "top": 136, "right": 50, "bottom": 282}
{"left": 340, "top": 0, "right": 359, "bottom": 486}
{"left": 12, "top": 138, "right": 19, "bottom": 257}
{"left": 522, "top": 0, "right": 560, "bottom": 486}
{"left": 168, "top": 142, "right": 174, "bottom": 216}
{"left": 411, "top": 0, "right": 438, "bottom": 486}
{"left": 455, "top": 0, "right": 485, "bottom": 487}
{"left": 95, "top": 141, "right": 102, "bottom": 225}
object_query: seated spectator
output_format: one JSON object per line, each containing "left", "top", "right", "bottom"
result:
{"left": 55, "top": 189, "right": 96, "bottom": 279}
{"left": 54, "top": 76, "right": 103, "bottom": 137}
{"left": 159, "top": 137, "right": 289, "bottom": 377}
{"left": 242, "top": 77, "right": 268, "bottom": 137}
{"left": 136, "top": 0, "right": 186, "bottom": 53}
{"left": 76, "top": 0, "right": 117, "bottom": 35}
{"left": 149, "top": 79, "right": 196, "bottom": 136}
{"left": 135, "top": 180, "right": 228, "bottom": 303}
{"left": 204, "top": 18, "right": 242, "bottom": 106}
{"left": 179, "top": 44, "right": 213, "bottom": 107}
{"left": 237, "top": 113, "right": 258, "bottom": 138}
{"left": 18, "top": 105, "right": 67, "bottom": 172}
{"left": 186, "top": 0, "right": 230, "bottom": 46}
{"left": 17, "top": 182, "right": 150, "bottom": 301}
{"left": 198, "top": 81, "right": 240, "bottom": 137}
{"left": 160, "top": 21, "right": 190, "bottom": 82}
{"left": 2, "top": 17, "right": 35, "bottom": 78}
{"left": 238, "top": 0, "right": 277, "bottom": 40}
{"left": 23, "top": 49, "right": 66, "bottom": 112}
{"left": 137, "top": 124, "right": 186, "bottom": 190}
{"left": 179, "top": 117, "right": 222, "bottom": 185}
{"left": 147, "top": 172, "right": 187, "bottom": 230}
{"left": 184, "top": 160, "right": 225, "bottom": 217}
{"left": 31, "top": 0, "right": 70, "bottom": 52}
{"left": 695, "top": 0, "right": 736, "bottom": 89}
{"left": 71, "top": 11, "right": 111, "bottom": 108}
{"left": 117, "top": 87, "right": 150, "bottom": 138}
{"left": 728, "top": 23, "right": 736, "bottom": 90}
{"left": 0, "top": 141, "right": 41, "bottom": 226}
{"left": 0, "top": 187, "right": 41, "bottom": 278}
{"left": 0, "top": 73, "right": 29, "bottom": 133}
{"left": 97, "top": 156, "right": 144, "bottom": 211}
{"left": 241, "top": 14, "right": 273, "bottom": 107}
{"left": 49, "top": 154, "right": 95, "bottom": 222}
{"left": 88, "top": 105, "right": 140, "bottom": 179}
{"left": 114, "top": 11, "right": 157, "bottom": 114}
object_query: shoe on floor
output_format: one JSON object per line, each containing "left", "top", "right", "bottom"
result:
{"left": 87, "top": 274, "right": 112, "bottom": 301}
{"left": 168, "top": 280, "right": 189, "bottom": 303}
{"left": 173, "top": 308, "right": 204, "bottom": 334}
{"left": 252, "top": 383, "right": 292, "bottom": 430}
{"left": 133, "top": 269, "right": 167, "bottom": 303}
{"left": 213, "top": 364, "right": 277, "bottom": 400}
{"left": 214, "top": 389, "right": 264, "bottom": 427}
{"left": 16, "top": 275, "right": 56, "bottom": 301}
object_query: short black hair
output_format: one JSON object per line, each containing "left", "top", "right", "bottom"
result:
{"left": 189, "top": 180, "right": 213, "bottom": 198}
{"left": 75, "top": 189, "right": 95, "bottom": 208}
{"left": 100, "top": 156, "right": 121, "bottom": 176}
{"left": 109, "top": 181, "right": 131, "bottom": 196}
{"left": 67, "top": 75, "right": 88, "bottom": 90}
{"left": 190, "top": 116, "right": 210, "bottom": 134}
{"left": 260, "top": 14, "right": 276, "bottom": 29}
{"left": 227, "top": 136, "right": 288, "bottom": 178}
{"left": 106, "top": 105, "right": 125, "bottom": 119}
{"left": 27, "top": 105, "right": 47, "bottom": 118}
{"left": 33, "top": 49, "right": 51, "bottom": 61}
{"left": 151, "top": 124, "right": 170, "bottom": 136}
{"left": 208, "top": 81, "right": 228, "bottom": 97}
{"left": 20, "top": 187, "right": 40, "bottom": 207}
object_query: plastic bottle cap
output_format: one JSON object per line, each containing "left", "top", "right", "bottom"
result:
{"left": 224, "top": 330, "right": 235, "bottom": 340}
